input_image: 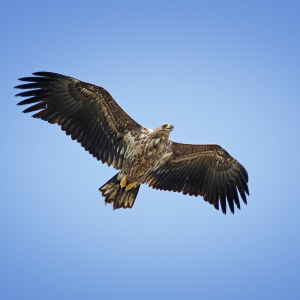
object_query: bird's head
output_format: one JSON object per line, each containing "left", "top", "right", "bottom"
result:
{"left": 156, "top": 123, "right": 174, "bottom": 137}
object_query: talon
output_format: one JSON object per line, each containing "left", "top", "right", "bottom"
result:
{"left": 125, "top": 182, "right": 135, "bottom": 191}
{"left": 120, "top": 175, "right": 127, "bottom": 188}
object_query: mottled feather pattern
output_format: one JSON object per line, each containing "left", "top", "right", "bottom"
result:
{"left": 122, "top": 133, "right": 172, "bottom": 182}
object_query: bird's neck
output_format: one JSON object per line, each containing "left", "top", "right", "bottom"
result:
{"left": 149, "top": 130, "right": 170, "bottom": 139}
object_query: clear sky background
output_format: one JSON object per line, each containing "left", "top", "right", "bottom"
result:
{"left": 1, "top": 1, "right": 300, "bottom": 299}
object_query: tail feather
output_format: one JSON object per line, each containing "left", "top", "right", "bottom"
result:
{"left": 99, "top": 173, "right": 140, "bottom": 209}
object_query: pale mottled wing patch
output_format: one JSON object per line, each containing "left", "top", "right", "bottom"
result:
{"left": 15, "top": 72, "right": 143, "bottom": 170}
{"left": 144, "top": 142, "right": 249, "bottom": 214}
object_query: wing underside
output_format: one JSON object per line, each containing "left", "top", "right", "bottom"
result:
{"left": 15, "top": 72, "right": 142, "bottom": 169}
{"left": 144, "top": 142, "right": 249, "bottom": 214}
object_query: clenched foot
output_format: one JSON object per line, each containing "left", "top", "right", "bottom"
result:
{"left": 120, "top": 175, "right": 127, "bottom": 189}
{"left": 125, "top": 182, "right": 136, "bottom": 191}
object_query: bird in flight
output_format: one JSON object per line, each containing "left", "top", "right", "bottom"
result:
{"left": 15, "top": 72, "right": 249, "bottom": 214}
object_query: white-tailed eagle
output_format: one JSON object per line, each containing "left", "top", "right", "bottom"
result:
{"left": 15, "top": 72, "right": 249, "bottom": 214}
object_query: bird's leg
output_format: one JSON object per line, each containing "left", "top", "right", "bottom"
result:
{"left": 120, "top": 175, "right": 127, "bottom": 189}
{"left": 125, "top": 182, "right": 136, "bottom": 191}
{"left": 120, "top": 175, "right": 136, "bottom": 190}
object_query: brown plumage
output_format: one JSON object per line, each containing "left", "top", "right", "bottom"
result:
{"left": 15, "top": 71, "right": 249, "bottom": 214}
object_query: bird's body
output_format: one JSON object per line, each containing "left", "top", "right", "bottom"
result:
{"left": 15, "top": 72, "right": 249, "bottom": 214}
{"left": 122, "top": 124, "right": 173, "bottom": 183}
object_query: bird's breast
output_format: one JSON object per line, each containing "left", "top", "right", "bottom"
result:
{"left": 122, "top": 137, "right": 171, "bottom": 182}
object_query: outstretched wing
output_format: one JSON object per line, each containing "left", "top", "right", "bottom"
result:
{"left": 144, "top": 142, "right": 249, "bottom": 214}
{"left": 15, "top": 72, "right": 143, "bottom": 170}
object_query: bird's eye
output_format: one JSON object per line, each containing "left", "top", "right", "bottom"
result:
{"left": 163, "top": 124, "right": 167, "bottom": 129}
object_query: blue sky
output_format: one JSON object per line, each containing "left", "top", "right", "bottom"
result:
{"left": 1, "top": 1, "right": 300, "bottom": 299}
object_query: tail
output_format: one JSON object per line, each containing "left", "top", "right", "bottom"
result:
{"left": 99, "top": 173, "right": 141, "bottom": 209}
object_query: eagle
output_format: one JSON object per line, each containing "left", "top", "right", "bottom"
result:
{"left": 15, "top": 72, "right": 249, "bottom": 214}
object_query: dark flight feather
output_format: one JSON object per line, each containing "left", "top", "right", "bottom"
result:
{"left": 144, "top": 143, "right": 249, "bottom": 214}
{"left": 15, "top": 71, "right": 142, "bottom": 170}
